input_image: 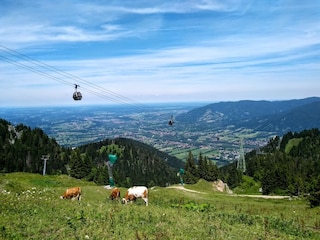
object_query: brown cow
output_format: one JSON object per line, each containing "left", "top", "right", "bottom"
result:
{"left": 109, "top": 187, "right": 121, "bottom": 201}
{"left": 60, "top": 187, "right": 81, "bottom": 201}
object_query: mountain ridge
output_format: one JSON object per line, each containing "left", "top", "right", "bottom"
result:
{"left": 176, "top": 97, "right": 320, "bottom": 134}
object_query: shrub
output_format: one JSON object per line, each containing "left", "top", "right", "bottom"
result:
{"left": 308, "top": 191, "right": 320, "bottom": 208}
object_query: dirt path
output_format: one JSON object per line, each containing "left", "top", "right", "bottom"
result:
{"left": 167, "top": 185, "right": 206, "bottom": 194}
{"left": 233, "top": 194, "right": 291, "bottom": 199}
{"left": 167, "top": 185, "right": 290, "bottom": 199}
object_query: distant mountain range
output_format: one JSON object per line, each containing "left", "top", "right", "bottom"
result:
{"left": 176, "top": 97, "right": 320, "bottom": 134}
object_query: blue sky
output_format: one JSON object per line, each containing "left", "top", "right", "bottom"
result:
{"left": 0, "top": 0, "right": 320, "bottom": 106}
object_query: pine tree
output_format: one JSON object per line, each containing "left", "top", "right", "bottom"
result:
{"left": 198, "top": 152, "right": 207, "bottom": 179}
{"left": 184, "top": 151, "right": 198, "bottom": 184}
{"left": 69, "top": 149, "right": 92, "bottom": 179}
{"left": 206, "top": 157, "right": 218, "bottom": 181}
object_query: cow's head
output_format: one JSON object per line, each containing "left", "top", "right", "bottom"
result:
{"left": 122, "top": 194, "right": 136, "bottom": 204}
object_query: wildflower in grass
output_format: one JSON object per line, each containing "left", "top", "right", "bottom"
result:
{"left": 1, "top": 189, "right": 10, "bottom": 195}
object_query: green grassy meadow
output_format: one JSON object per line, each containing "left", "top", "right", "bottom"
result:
{"left": 0, "top": 173, "right": 319, "bottom": 240}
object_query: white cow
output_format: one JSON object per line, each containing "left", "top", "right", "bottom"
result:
{"left": 122, "top": 186, "right": 148, "bottom": 206}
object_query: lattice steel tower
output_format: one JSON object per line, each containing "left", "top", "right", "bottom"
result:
{"left": 237, "top": 138, "right": 246, "bottom": 173}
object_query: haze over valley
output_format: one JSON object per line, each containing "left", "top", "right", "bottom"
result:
{"left": 2, "top": 97, "right": 319, "bottom": 167}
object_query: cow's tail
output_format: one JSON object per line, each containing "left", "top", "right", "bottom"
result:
{"left": 116, "top": 190, "right": 121, "bottom": 203}
{"left": 144, "top": 188, "right": 148, "bottom": 198}
{"left": 78, "top": 187, "right": 82, "bottom": 201}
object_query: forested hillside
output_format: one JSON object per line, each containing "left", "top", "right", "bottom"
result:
{"left": 246, "top": 128, "right": 320, "bottom": 196}
{"left": 0, "top": 119, "right": 184, "bottom": 187}
{"left": 220, "top": 128, "right": 320, "bottom": 198}
{"left": 2, "top": 116, "right": 320, "bottom": 204}
{"left": 0, "top": 119, "right": 68, "bottom": 174}
{"left": 252, "top": 101, "right": 320, "bottom": 133}
{"left": 76, "top": 138, "right": 184, "bottom": 187}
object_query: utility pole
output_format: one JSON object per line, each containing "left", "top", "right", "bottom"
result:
{"left": 42, "top": 155, "right": 49, "bottom": 176}
{"left": 237, "top": 138, "right": 246, "bottom": 173}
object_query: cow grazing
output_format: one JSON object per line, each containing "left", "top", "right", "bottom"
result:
{"left": 109, "top": 187, "right": 121, "bottom": 201}
{"left": 122, "top": 186, "right": 148, "bottom": 206}
{"left": 60, "top": 187, "right": 81, "bottom": 201}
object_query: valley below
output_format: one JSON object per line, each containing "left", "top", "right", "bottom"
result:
{"left": 0, "top": 102, "right": 274, "bottom": 167}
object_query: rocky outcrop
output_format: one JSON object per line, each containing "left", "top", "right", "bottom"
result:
{"left": 212, "top": 179, "right": 233, "bottom": 194}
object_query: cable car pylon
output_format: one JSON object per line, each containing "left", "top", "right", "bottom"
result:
{"left": 237, "top": 138, "right": 246, "bottom": 173}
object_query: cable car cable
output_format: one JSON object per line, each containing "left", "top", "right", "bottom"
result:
{"left": 0, "top": 44, "right": 148, "bottom": 110}
{"left": 0, "top": 44, "right": 146, "bottom": 109}
{"left": 0, "top": 54, "right": 74, "bottom": 88}
{"left": 0, "top": 52, "right": 142, "bottom": 105}
{"left": 0, "top": 53, "right": 143, "bottom": 107}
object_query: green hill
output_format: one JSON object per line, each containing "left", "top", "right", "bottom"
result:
{"left": 0, "top": 172, "right": 319, "bottom": 239}
{"left": 77, "top": 137, "right": 184, "bottom": 187}
{"left": 244, "top": 129, "right": 320, "bottom": 196}
{"left": 2, "top": 116, "right": 320, "bottom": 201}
{"left": 0, "top": 118, "right": 184, "bottom": 187}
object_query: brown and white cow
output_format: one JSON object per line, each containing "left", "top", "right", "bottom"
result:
{"left": 122, "top": 186, "right": 148, "bottom": 206}
{"left": 60, "top": 187, "right": 82, "bottom": 201}
{"left": 109, "top": 187, "right": 121, "bottom": 201}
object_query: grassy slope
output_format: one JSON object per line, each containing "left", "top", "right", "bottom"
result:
{"left": 285, "top": 138, "right": 303, "bottom": 154}
{"left": 0, "top": 173, "right": 319, "bottom": 240}
{"left": 233, "top": 175, "right": 262, "bottom": 195}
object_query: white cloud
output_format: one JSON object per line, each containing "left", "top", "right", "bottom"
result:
{"left": 0, "top": 0, "right": 320, "bottom": 106}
